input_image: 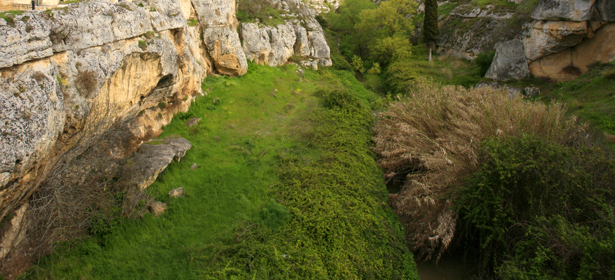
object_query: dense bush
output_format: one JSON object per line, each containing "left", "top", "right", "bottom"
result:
{"left": 374, "top": 81, "right": 586, "bottom": 261}
{"left": 457, "top": 135, "right": 615, "bottom": 279}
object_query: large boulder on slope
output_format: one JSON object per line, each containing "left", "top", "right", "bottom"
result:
{"left": 531, "top": 0, "right": 595, "bottom": 21}
{"left": 522, "top": 20, "right": 588, "bottom": 60}
{"left": 485, "top": 39, "right": 530, "bottom": 81}
{"left": 203, "top": 26, "right": 248, "bottom": 76}
{"left": 529, "top": 23, "right": 615, "bottom": 82}
{"left": 126, "top": 138, "right": 192, "bottom": 190}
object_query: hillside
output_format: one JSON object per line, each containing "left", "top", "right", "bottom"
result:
{"left": 1, "top": 0, "right": 615, "bottom": 279}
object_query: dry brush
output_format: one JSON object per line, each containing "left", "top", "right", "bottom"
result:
{"left": 373, "top": 80, "right": 588, "bottom": 262}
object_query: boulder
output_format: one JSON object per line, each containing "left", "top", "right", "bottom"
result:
{"left": 203, "top": 26, "right": 248, "bottom": 76}
{"left": 185, "top": 117, "right": 201, "bottom": 127}
{"left": 485, "top": 39, "right": 530, "bottom": 81}
{"left": 524, "top": 87, "right": 541, "bottom": 97}
{"left": 126, "top": 138, "right": 192, "bottom": 190}
{"left": 529, "top": 23, "right": 615, "bottom": 82}
{"left": 522, "top": 20, "right": 588, "bottom": 60}
{"left": 0, "top": 12, "right": 53, "bottom": 68}
{"left": 531, "top": 0, "right": 595, "bottom": 21}
{"left": 169, "top": 187, "right": 186, "bottom": 197}
{"left": 596, "top": 0, "right": 615, "bottom": 22}
{"left": 267, "top": 23, "right": 297, "bottom": 66}
{"left": 241, "top": 23, "right": 274, "bottom": 66}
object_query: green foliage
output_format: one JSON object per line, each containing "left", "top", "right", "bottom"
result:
{"left": 138, "top": 40, "right": 147, "bottom": 50}
{"left": 475, "top": 51, "right": 495, "bottom": 77}
{"left": 186, "top": 18, "right": 199, "bottom": 26}
{"left": 457, "top": 134, "right": 615, "bottom": 278}
{"left": 0, "top": 11, "right": 23, "bottom": 27}
{"left": 370, "top": 35, "right": 412, "bottom": 67}
{"left": 540, "top": 61, "right": 615, "bottom": 147}
{"left": 327, "top": 0, "right": 377, "bottom": 59}
{"left": 193, "top": 85, "right": 417, "bottom": 279}
{"left": 258, "top": 200, "right": 290, "bottom": 231}
{"left": 355, "top": 0, "right": 417, "bottom": 39}
{"left": 351, "top": 55, "right": 365, "bottom": 74}
{"left": 29, "top": 63, "right": 413, "bottom": 279}
{"left": 422, "top": 0, "right": 439, "bottom": 46}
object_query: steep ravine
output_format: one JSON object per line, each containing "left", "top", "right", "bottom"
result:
{"left": 0, "top": 0, "right": 333, "bottom": 268}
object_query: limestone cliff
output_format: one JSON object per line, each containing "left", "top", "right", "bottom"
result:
{"left": 239, "top": 0, "right": 333, "bottom": 69}
{"left": 0, "top": 0, "right": 211, "bottom": 260}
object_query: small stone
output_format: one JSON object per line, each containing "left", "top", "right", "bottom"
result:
{"left": 149, "top": 201, "right": 167, "bottom": 216}
{"left": 169, "top": 187, "right": 185, "bottom": 197}
{"left": 524, "top": 87, "right": 540, "bottom": 98}
{"left": 185, "top": 117, "right": 201, "bottom": 127}
{"left": 190, "top": 163, "right": 198, "bottom": 170}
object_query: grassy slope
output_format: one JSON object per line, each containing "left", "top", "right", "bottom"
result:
{"left": 536, "top": 62, "right": 615, "bottom": 147}
{"left": 27, "top": 63, "right": 417, "bottom": 279}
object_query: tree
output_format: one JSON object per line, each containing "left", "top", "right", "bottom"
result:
{"left": 422, "top": 0, "right": 439, "bottom": 61}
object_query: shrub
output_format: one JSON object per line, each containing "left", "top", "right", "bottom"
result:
{"left": 373, "top": 81, "right": 587, "bottom": 261}
{"left": 457, "top": 134, "right": 615, "bottom": 278}
{"left": 76, "top": 69, "right": 98, "bottom": 97}
{"left": 138, "top": 40, "right": 147, "bottom": 50}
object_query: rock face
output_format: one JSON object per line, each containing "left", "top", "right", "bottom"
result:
{"left": 522, "top": 20, "right": 588, "bottom": 60}
{"left": 203, "top": 27, "right": 248, "bottom": 76}
{"left": 532, "top": 0, "right": 595, "bottom": 21}
{"left": 0, "top": 12, "right": 53, "bottom": 68}
{"left": 529, "top": 23, "right": 615, "bottom": 82}
{"left": 241, "top": 18, "right": 332, "bottom": 67}
{"left": 485, "top": 39, "right": 530, "bottom": 81}
{"left": 596, "top": 0, "right": 615, "bottom": 22}
{"left": 0, "top": 0, "right": 249, "bottom": 260}
{"left": 126, "top": 138, "right": 192, "bottom": 190}
{"left": 192, "top": 0, "right": 238, "bottom": 29}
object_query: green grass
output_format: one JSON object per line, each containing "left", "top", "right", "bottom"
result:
{"left": 186, "top": 18, "right": 199, "bottom": 26}
{"left": 539, "top": 62, "right": 615, "bottom": 147}
{"left": 25, "top": 63, "right": 416, "bottom": 279}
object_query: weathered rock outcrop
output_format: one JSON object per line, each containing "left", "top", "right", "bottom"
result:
{"left": 241, "top": 18, "right": 332, "bottom": 68}
{"left": 0, "top": 13, "right": 52, "bottom": 68}
{"left": 479, "top": 0, "right": 615, "bottom": 81}
{"left": 597, "top": 0, "right": 615, "bottom": 22}
{"left": 522, "top": 20, "right": 588, "bottom": 60}
{"left": 485, "top": 39, "right": 530, "bottom": 81}
{"left": 203, "top": 27, "right": 248, "bottom": 76}
{"left": 532, "top": 0, "right": 595, "bottom": 21}
{"left": 126, "top": 138, "right": 191, "bottom": 190}
{"left": 0, "top": 0, "right": 244, "bottom": 261}
{"left": 529, "top": 23, "right": 615, "bottom": 82}
{"left": 431, "top": 1, "right": 527, "bottom": 60}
